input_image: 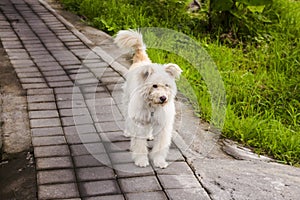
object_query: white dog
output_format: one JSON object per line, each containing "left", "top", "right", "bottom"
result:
{"left": 114, "top": 30, "right": 182, "bottom": 168}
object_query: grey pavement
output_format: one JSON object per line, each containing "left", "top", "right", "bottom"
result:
{"left": 0, "top": 0, "right": 299, "bottom": 199}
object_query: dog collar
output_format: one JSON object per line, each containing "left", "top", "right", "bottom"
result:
{"left": 149, "top": 107, "right": 155, "bottom": 117}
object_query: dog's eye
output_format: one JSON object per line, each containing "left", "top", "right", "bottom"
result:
{"left": 152, "top": 84, "right": 158, "bottom": 88}
{"left": 165, "top": 84, "right": 169, "bottom": 87}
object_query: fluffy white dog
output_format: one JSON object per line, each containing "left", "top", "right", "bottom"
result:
{"left": 114, "top": 30, "right": 182, "bottom": 168}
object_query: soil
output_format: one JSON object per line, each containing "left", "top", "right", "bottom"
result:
{"left": 0, "top": 42, "right": 37, "bottom": 199}
{"left": 0, "top": 151, "right": 36, "bottom": 200}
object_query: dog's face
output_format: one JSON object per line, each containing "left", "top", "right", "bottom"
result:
{"left": 139, "top": 63, "right": 182, "bottom": 107}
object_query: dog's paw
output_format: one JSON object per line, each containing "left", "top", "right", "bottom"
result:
{"left": 147, "top": 134, "right": 154, "bottom": 141}
{"left": 123, "top": 129, "right": 131, "bottom": 137}
{"left": 134, "top": 156, "right": 149, "bottom": 168}
{"left": 153, "top": 157, "right": 168, "bottom": 169}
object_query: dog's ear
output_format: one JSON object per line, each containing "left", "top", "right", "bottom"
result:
{"left": 164, "top": 63, "right": 182, "bottom": 79}
{"left": 140, "top": 65, "right": 154, "bottom": 81}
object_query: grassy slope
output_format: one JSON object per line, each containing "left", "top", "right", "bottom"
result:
{"left": 59, "top": 0, "right": 300, "bottom": 165}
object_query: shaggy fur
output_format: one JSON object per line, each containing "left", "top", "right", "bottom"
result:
{"left": 115, "top": 30, "right": 182, "bottom": 168}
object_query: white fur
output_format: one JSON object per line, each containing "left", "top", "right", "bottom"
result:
{"left": 115, "top": 30, "right": 182, "bottom": 168}
{"left": 115, "top": 29, "right": 146, "bottom": 51}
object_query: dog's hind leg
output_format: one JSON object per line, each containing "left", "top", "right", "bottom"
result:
{"left": 131, "top": 137, "right": 149, "bottom": 167}
{"left": 123, "top": 117, "right": 131, "bottom": 137}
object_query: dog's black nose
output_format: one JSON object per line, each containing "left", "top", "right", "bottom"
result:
{"left": 160, "top": 96, "right": 167, "bottom": 103}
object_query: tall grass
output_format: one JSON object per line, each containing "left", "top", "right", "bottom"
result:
{"left": 59, "top": 0, "right": 300, "bottom": 165}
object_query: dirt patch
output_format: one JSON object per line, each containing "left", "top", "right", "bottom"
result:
{"left": 0, "top": 42, "right": 36, "bottom": 199}
{"left": 0, "top": 151, "right": 36, "bottom": 200}
{"left": 0, "top": 45, "right": 30, "bottom": 156}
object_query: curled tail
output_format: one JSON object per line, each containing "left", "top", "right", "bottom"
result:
{"left": 115, "top": 30, "right": 151, "bottom": 64}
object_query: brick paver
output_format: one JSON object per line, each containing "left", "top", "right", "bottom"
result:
{"left": 0, "top": 0, "right": 210, "bottom": 199}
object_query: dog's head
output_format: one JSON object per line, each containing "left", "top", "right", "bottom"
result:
{"left": 138, "top": 63, "right": 182, "bottom": 107}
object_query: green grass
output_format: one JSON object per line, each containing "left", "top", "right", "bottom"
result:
{"left": 59, "top": 0, "right": 300, "bottom": 165}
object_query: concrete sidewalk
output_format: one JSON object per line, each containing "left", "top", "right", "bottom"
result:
{"left": 0, "top": 0, "right": 299, "bottom": 199}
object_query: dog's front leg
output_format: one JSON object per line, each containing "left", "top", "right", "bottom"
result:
{"left": 150, "top": 124, "right": 173, "bottom": 169}
{"left": 131, "top": 136, "right": 149, "bottom": 167}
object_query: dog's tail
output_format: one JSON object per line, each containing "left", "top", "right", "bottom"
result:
{"left": 115, "top": 30, "right": 151, "bottom": 64}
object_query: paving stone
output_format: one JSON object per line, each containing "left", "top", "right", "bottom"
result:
{"left": 62, "top": 64, "right": 81, "bottom": 70}
{"left": 37, "top": 169, "right": 76, "bottom": 184}
{"left": 36, "top": 156, "right": 73, "bottom": 170}
{"left": 27, "top": 88, "right": 53, "bottom": 95}
{"left": 17, "top": 72, "right": 43, "bottom": 78}
{"left": 27, "top": 94, "right": 55, "bottom": 103}
{"left": 57, "top": 100, "right": 86, "bottom": 109}
{"left": 11, "top": 58, "right": 34, "bottom": 65}
{"left": 30, "top": 118, "right": 61, "bottom": 128}
{"left": 155, "top": 161, "right": 194, "bottom": 175}
{"left": 125, "top": 191, "right": 168, "bottom": 200}
{"left": 54, "top": 86, "right": 81, "bottom": 94}
{"left": 109, "top": 152, "right": 132, "bottom": 164}
{"left": 10, "top": 54, "right": 31, "bottom": 60}
{"left": 86, "top": 98, "right": 116, "bottom": 108}
{"left": 75, "top": 78, "right": 99, "bottom": 85}
{"left": 58, "top": 59, "right": 81, "bottom": 66}
{"left": 32, "top": 135, "right": 66, "bottom": 146}
{"left": 66, "top": 133, "right": 101, "bottom": 144}
{"left": 20, "top": 77, "right": 45, "bottom": 83}
{"left": 43, "top": 70, "right": 66, "bottom": 76}
{"left": 91, "top": 104, "right": 122, "bottom": 116}
{"left": 40, "top": 65, "right": 63, "bottom": 72}
{"left": 106, "top": 83, "right": 124, "bottom": 92}
{"left": 64, "top": 124, "right": 97, "bottom": 135}
{"left": 28, "top": 102, "right": 57, "bottom": 110}
{"left": 92, "top": 111, "right": 123, "bottom": 122}
{"left": 101, "top": 131, "right": 130, "bottom": 142}
{"left": 102, "top": 70, "right": 121, "bottom": 78}
{"left": 34, "top": 145, "right": 70, "bottom": 158}
{"left": 33, "top": 57, "right": 57, "bottom": 64}
{"left": 84, "top": 195, "right": 125, "bottom": 200}
{"left": 119, "top": 176, "right": 162, "bottom": 193}
{"left": 83, "top": 91, "right": 111, "bottom": 99}
{"left": 61, "top": 115, "right": 93, "bottom": 126}
{"left": 74, "top": 154, "right": 111, "bottom": 168}
{"left": 31, "top": 126, "right": 64, "bottom": 137}
{"left": 70, "top": 72, "right": 95, "bottom": 80}
{"left": 22, "top": 83, "right": 48, "bottom": 89}
{"left": 70, "top": 143, "right": 106, "bottom": 156}
{"left": 15, "top": 67, "right": 39, "bottom": 73}
{"left": 52, "top": 51, "right": 77, "bottom": 60}
{"left": 167, "top": 148, "right": 185, "bottom": 162}
{"left": 79, "top": 180, "right": 120, "bottom": 197}
{"left": 65, "top": 41, "right": 84, "bottom": 46}
{"left": 76, "top": 166, "right": 115, "bottom": 181}
{"left": 81, "top": 85, "right": 106, "bottom": 93}
{"left": 29, "top": 110, "right": 59, "bottom": 119}
{"left": 68, "top": 68, "right": 89, "bottom": 74}
{"left": 59, "top": 108, "right": 89, "bottom": 117}
{"left": 56, "top": 93, "right": 84, "bottom": 101}
{"left": 158, "top": 175, "right": 201, "bottom": 189}
{"left": 48, "top": 81, "right": 74, "bottom": 88}
{"left": 165, "top": 188, "right": 211, "bottom": 200}
{"left": 95, "top": 121, "right": 124, "bottom": 133}
{"left": 101, "top": 76, "right": 124, "bottom": 84}
{"left": 114, "top": 163, "right": 154, "bottom": 178}
{"left": 38, "top": 183, "right": 79, "bottom": 199}
{"left": 105, "top": 141, "right": 130, "bottom": 152}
